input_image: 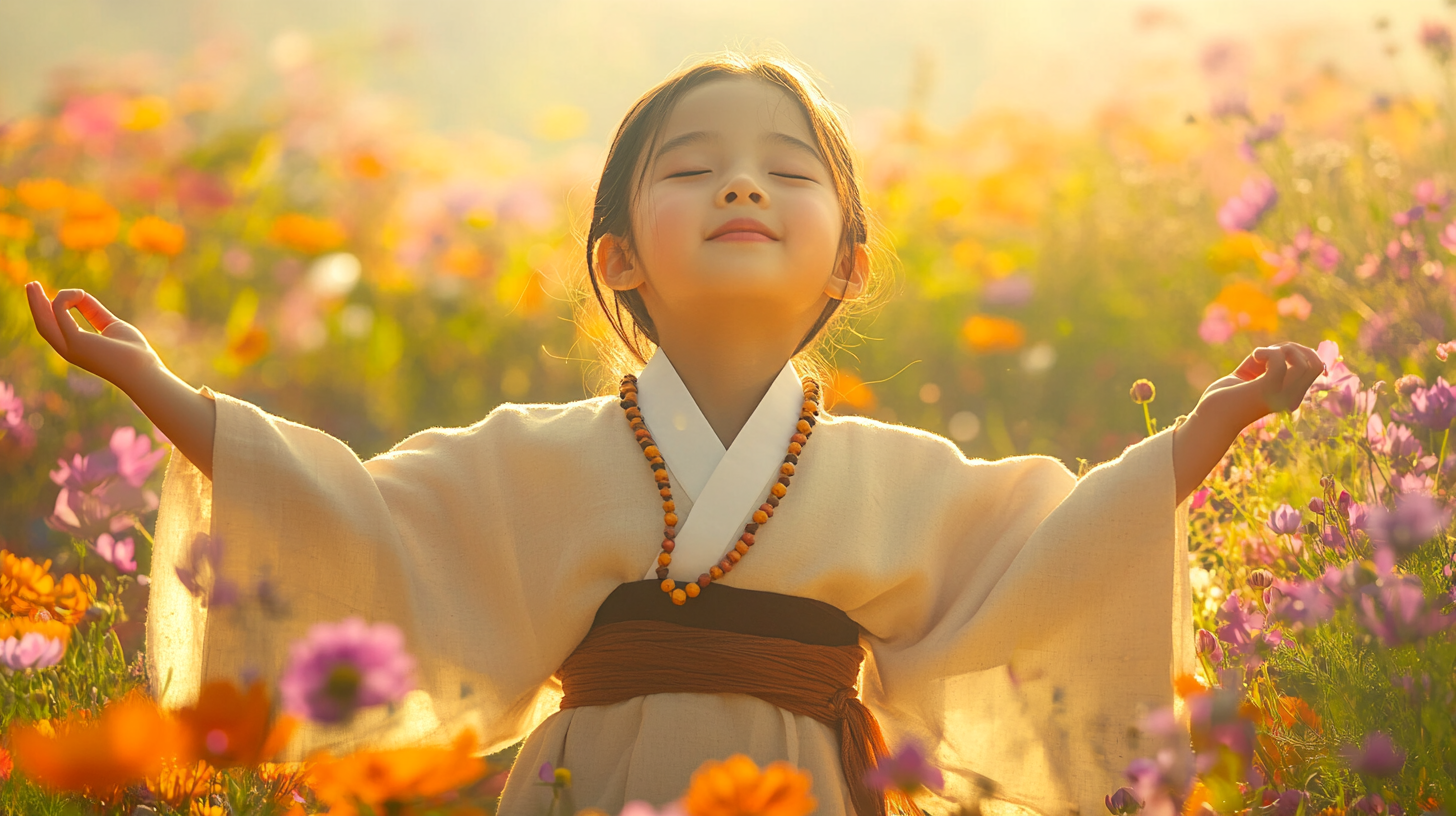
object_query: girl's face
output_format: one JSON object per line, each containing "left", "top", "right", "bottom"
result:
{"left": 599, "top": 76, "right": 865, "bottom": 335}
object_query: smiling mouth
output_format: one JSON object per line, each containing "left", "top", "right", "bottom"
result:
{"left": 709, "top": 231, "right": 776, "bottom": 242}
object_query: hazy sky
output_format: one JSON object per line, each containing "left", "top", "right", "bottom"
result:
{"left": 2, "top": 0, "right": 1451, "bottom": 142}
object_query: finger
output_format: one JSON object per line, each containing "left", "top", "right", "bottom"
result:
{"left": 70, "top": 291, "right": 123, "bottom": 334}
{"left": 1262, "top": 348, "right": 1289, "bottom": 400}
{"left": 51, "top": 289, "right": 91, "bottom": 344}
{"left": 1234, "top": 348, "right": 1270, "bottom": 381}
{"left": 26, "top": 281, "right": 68, "bottom": 356}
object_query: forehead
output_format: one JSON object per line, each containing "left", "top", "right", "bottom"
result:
{"left": 657, "top": 76, "right": 816, "bottom": 148}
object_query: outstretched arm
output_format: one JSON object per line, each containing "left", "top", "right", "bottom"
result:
{"left": 1170, "top": 342, "right": 1325, "bottom": 506}
{"left": 25, "top": 281, "right": 217, "bottom": 480}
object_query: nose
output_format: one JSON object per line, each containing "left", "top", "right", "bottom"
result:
{"left": 720, "top": 172, "right": 768, "bottom": 206}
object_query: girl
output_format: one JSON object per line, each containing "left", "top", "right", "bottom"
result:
{"left": 25, "top": 52, "right": 1325, "bottom": 816}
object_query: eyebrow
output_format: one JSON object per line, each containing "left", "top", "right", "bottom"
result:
{"left": 651, "top": 130, "right": 823, "bottom": 165}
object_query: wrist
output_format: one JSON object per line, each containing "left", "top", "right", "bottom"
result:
{"left": 1191, "top": 387, "right": 1267, "bottom": 437}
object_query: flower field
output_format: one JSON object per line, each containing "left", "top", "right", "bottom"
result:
{"left": 2, "top": 11, "right": 1456, "bottom": 816}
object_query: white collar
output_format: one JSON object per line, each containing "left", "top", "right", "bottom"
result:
{"left": 635, "top": 348, "right": 804, "bottom": 580}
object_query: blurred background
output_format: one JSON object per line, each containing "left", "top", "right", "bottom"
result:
{"left": 2, "top": 0, "right": 1455, "bottom": 566}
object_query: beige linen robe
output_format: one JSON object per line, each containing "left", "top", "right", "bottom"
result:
{"left": 147, "top": 387, "right": 1194, "bottom": 816}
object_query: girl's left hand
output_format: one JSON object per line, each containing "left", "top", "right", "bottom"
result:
{"left": 1199, "top": 341, "right": 1327, "bottom": 423}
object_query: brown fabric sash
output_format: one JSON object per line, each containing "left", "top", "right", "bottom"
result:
{"left": 555, "top": 586, "right": 916, "bottom": 816}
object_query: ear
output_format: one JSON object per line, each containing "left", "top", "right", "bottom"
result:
{"left": 595, "top": 233, "right": 647, "bottom": 292}
{"left": 824, "top": 243, "right": 869, "bottom": 301}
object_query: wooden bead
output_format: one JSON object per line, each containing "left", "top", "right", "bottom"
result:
{"left": 745, "top": 522, "right": 759, "bottom": 533}
{"left": 766, "top": 495, "right": 780, "bottom": 508}
{"left": 660, "top": 487, "right": 673, "bottom": 499}
{"left": 710, "top": 566, "right": 724, "bottom": 579}
{"left": 664, "top": 528, "right": 677, "bottom": 539}
{"left": 781, "top": 463, "right": 795, "bottom": 476}
{"left": 663, "top": 500, "right": 675, "bottom": 512}
{"left": 660, "top": 579, "right": 675, "bottom": 593}
{"left": 741, "top": 533, "right": 755, "bottom": 546}
{"left": 635, "top": 429, "right": 651, "bottom": 440}
{"left": 788, "top": 442, "right": 802, "bottom": 455}
{"left": 796, "top": 420, "right": 811, "bottom": 433}
{"left": 752, "top": 510, "right": 769, "bottom": 524}
{"left": 802, "top": 401, "right": 816, "bottom": 413}
{"left": 685, "top": 582, "right": 701, "bottom": 597}
{"left": 662, "top": 539, "right": 675, "bottom": 553}
{"left": 656, "top": 565, "right": 670, "bottom": 580}
{"left": 770, "top": 483, "right": 787, "bottom": 498}
{"left": 626, "top": 407, "right": 642, "bottom": 420}
{"left": 697, "top": 573, "right": 712, "bottom": 588}
{"left": 778, "top": 476, "right": 791, "bottom": 487}
{"left": 654, "top": 471, "right": 670, "bottom": 483}
{"left": 658, "top": 552, "right": 672, "bottom": 566}
{"left": 784, "top": 453, "right": 798, "bottom": 465}
{"left": 720, "top": 559, "right": 734, "bottom": 572}
{"left": 664, "top": 512, "right": 678, "bottom": 527}
{"left": 671, "top": 588, "right": 687, "bottom": 605}
{"left": 734, "top": 541, "right": 749, "bottom": 555}
{"left": 650, "top": 456, "right": 665, "bottom": 466}
{"left": 759, "top": 503, "right": 775, "bottom": 517}
{"left": 791, "top": 433, "right": 808, "bottom": 445}
{"left": 643, "top": 445, "right": 660, "bottom": 458}
{"left": 728, "top": 550, "right": 742, "bottom": 563}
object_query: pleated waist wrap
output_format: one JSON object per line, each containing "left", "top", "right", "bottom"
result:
{"left": 553, "top": 581, "right": 915, "bottom": 816}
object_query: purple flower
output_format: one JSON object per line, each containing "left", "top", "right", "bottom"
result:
{"left": 0, "top": 380, "right": 23, "bottom": 430}
{"left": 1308, "top": 497, "right": 1325, "bottom": 514}
{"left": 981, "top": 273, "right": 1034, "bottom": 308}
{"left": 93, "top": 533, "right": 137, "bottom": 573}
{"left": 864, "top": 741, "right": 945, "bottom": 793}
{"left": 1105, "top": 786, "right": 1143, "bottom": 815}
{"left": 1266, "top": 504, "right": 1302, "bottom": 535}
{"left": 1422, "top": 21, "right": 1454, "bottom": 63}
{"left": 173, "top": 532, "right": 239, "bottom": 608}
{"left": 1270, "top": 790, "right": 1307, "bottom": 816}
{"left": 1194, "top": 629, "right": 1224, "bottom": 664}
{"left": 1342, "top": 731, "right": 1406, "bottom": 777}
{"left": 0, "top": 632, "right": 66, "bottom": 670}
{"left": 1218, "top": 176, "right": 1279, "bottom": 232}
{"left": 1311, "top": 361, "right": 1371, "bottom": 417}
{"left": 1268, "top": 578, "right": 1335, "bottom": 628}
{"left": 46, "top": 478, "right": 157, "bottom": 542}
{"left": 1357, "top": 576, "right": 1454, "bottom": 646}
{"left": 1216, "top": 592, "right": 1266, "bottom": 655}
{"left": 110, "top": 426, "right": 167, "bottom": 488}
{"left": 1238, "top": 114, "right": 1284, "bottom": 162}
{"left": 280, "top": 615, "right": 417, "bottom": 724}
{"left": 1350, "top": 795, "right": 1390, "bottom": 816}
{"left": 1392, "top": 377, "right": 1456, "bottom": 430}
{"left": 620, "top": 801, "right": 687, "bottom": 816}
{"left": 1362, "top": 494, "right": 1450, "bottom": 557}
{"left": 50, "top": 450, "right": 120, "bottom": 492}
{"left": 539, "top": 761, "right": 555, "bottom": 783}
{"left": 1441, "top": 220, "right": 1456, "bottom": 255}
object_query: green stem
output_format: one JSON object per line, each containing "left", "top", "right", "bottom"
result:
{"left": 1141, "top": 402, "right": 1156, "bottom": 437}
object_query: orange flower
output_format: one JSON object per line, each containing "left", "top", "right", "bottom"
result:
{"left": 0, "top": 212, "right": 34, "bottom": 242}
{"left": 48, "top": 572, "right": 97, "bottom": 624}
{"left": 1173, "top": 673, "right": 1210, "bottom": 700}
{"left": 173, "top": 679, "right": 298, "bottom": 768}
{"left": 0, "top": 616, "right": 74, "bottom": 647}
{"left": 825, "top": 369, "right": 877, "bottom": 411}
{"left": 1, "top": 552, "right": 59, "bottom": 615}
{"left": 16, "top": 178, "right": 70, "bottom": 210}
{"left": 10, "top": 687, "right": 193, "bottom": 795}
{"left": 961, "top": 314, "right": 1026, "bottom": 353}
{"left": 682, "top": 754, "right": 816, "bottom": 816}
{"left": 147, "top": 758, "right": 217, "bottom": 807}
{"left": 1211, "top": 282, "right": 1278, "bottom": 333}
{"left": 225, "top": 326, "right": 270, "bottom": 367}
{"left": 269, "top": 213, "right": 346, "bottom": 254}
{"left": 347, "top": 149, "right": 388, "bottom": 179}
{"left": 58, "top": 189, "right": 121, "bottom": 251}
{"left": 305, "top": 727, "right": 487, "bottom": 816}
{"left": 1272, "top": 695, "right": 1321, "bottom": 732}
{"left": 128, "top": 215, "right": 187, "bottom": 256}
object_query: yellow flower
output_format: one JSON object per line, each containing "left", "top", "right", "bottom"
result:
{"left": 682, "top": 754, "right": 816, "bottom": 816}
{"left": 269, "top": 213, "right": 346, "bottom": 254}
{"left": 0, "top": 212, "right": 35, "bottom": 242}
{"left": 961, "top": 314, "right": 1026, "bottom": 353}
{"left": 58, "top": 189, "right": 121, "bottom": 251}
{"left": 1, "top": 552, "right": 58, "bottom": 616}
{"left": 16, "top": 178, "right": 70, "bottom": 210}
{"left": 49, "top": 572, "right": 97, "bottom": 625}
{"left": 128, "top": 215, "right": 188, "bottom": 256}
{"left": 124, "top": 96, "right": 171, "bottom": 131}
{"left": 0, "top": 616, "right": 74, "bottom": 647}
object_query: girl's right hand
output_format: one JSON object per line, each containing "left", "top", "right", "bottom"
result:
{"left": 26, "top": 282, "right": 165, "bottom": 392}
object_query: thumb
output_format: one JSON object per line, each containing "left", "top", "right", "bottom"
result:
{"left": 1233, "top": 347, "right": 1272, "bottom": 381}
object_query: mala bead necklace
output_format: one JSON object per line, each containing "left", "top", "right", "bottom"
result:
{"left": 619, "top": 373, "right": 821, "bottom": 605}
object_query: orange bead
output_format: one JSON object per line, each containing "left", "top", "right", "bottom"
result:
{"left": 662, "top": 539, "right": 675, "bottom": 553}
{"left": 741, "top": 533, "right": 755, "bottom": 546}
{"left": 664, "top": 512, "right": 679, "bottom": 527}
{"left": 727, "top": 550, "right": 742, "bottom": 563}
{"left": 671, "top": 588, "right": 688, "bottom": 605}
{"left": 659, "top": 487, "right": 673, "bottom": 498}
{"left": 791, "top": 433, "right": 808, "bottom": 445}
{"left": 650, "top": 456, "right": 665, "bottom": 466}
{"left": 759, "top": 503, "right": 774, "bottom": 517}
{"left": 710, "top": 566, "right": 723, "bottom": 579}
{"left": 685, "top": 582, "right": 701, "bottom": 598}
{"left": 734, "top": 541, "right": 749, "bottom": 555}
{"left": 752, "top": 510, "right": 769, "bottom": 524}
{"left": 663, "top": 500, "right": 676, "bottom": 512}
{"left": 780, "top": 463, "right": 795, "bottom": 476}
{"left": 788, "top": 442, "right": 802, "bottom": 455}
{"left": 654, "top": 471, "right": 670, "bottom": 483}
{"left": 802, "top": 401, "right": 816, "bottom": 413}
{"left": 770, "top": 483, "right": 787, "bottom": 498}
{"left": 643, "top": 445, "right": 660, "bottom": 458}
{"left": 658, "top": 552, "right": 672, "bottom": 567}
{"left": 635, "top": 429, "right": 651, "bottom": 440}
{"left": 660, "top": 579, "right": 675, "bottom": 593}
{"left": 796, "top": 420, "right": 811, "bottom": 433}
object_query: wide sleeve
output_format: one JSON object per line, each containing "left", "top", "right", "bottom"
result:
{"left": 856, "top": 420, "right": 1196, "bottom": 816}
{"left": 146, "top": 388, "right": 597, "bottom": 760}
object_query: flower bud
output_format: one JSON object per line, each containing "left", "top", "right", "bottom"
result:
{"left": 1105, "top": 786, "right": 1143, "bottom": 816}
{"left": 1308, "top": 497, "right": 1325, "bottom": 514}
{"left": 1129, "top": 379, "right": 1156, "bottom": 405}
{"left": 1195, "top": 629, "right": 1218, "bottom": 656}
{"left": 1338, "top": 490, "right": 1352, "bottom": 516}
{"left": 1395, "top": 375, "right": 1426, "bottom": 397}
{"left": 1249, "top": 569, "right": 1274, "bottom": 589}
{"left": 1319, "top": 475, "right": 1335, "bottom": 490}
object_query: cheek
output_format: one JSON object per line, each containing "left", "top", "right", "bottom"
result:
{"left": 786, "top": 192, "right": 843, "bottom": 265}
{"left": 636, "top": 189, "right": 700, "bottom": 262}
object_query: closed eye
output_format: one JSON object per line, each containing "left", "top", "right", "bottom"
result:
{"left": 773, "top": 173, "right": 813, "bottom": 181}
{"left": 668, "top": 170, "right": 708, "bottom": 178}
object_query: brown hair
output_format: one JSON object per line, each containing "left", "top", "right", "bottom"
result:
{"left": 577, "top": 48, "right": 894, "bottom": 384}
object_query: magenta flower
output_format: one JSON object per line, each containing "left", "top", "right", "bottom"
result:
{"left": 1217, "top": 176, "right": 1278, "bottom": 232}
{"left": 50, "top": 450, "right": 120, "bottom": 491}
{"left": 1357, "top": 576, "right": 1454, "bottom": 646}
{"left": 1238, "top": 114, "right": 1284, "bottom": 162}
{"left": 46, "top": 478, "right": 156, "bottom": 542}
{"left": 280, "top": 616, "right": 417, "bottom": 724}
{"left": 1441, "top": 220, "right": 1456, "bottom": 255}
{"left": 1271, "top": 790, "right": 1307, "bottom": 816}
{"left": 1392, "top": 377, "right": 1456, "bottom": 430}
{"left": 864, "top": 741, "right": 944, "bottom": 793}
{"left": 981, "top": 273, "right": 1034, "bottom": 308}
{"left": 1421, "top": 21, "right": 1454, "bottom": 63}
{"left": 620, "top": 801, "right": 687, "bottom": 816}
{"left": 1105, "top": 786, "right": 1143, "bottom": 815}
{"left": 0, "top": 380, "right": 23, "bottom": 431}
{"left": 93, "top": 533, "right": 137, "bottom": 573}
{"left": 1266, "top": 504, "right": 1302, "bottom": 535}
{"left": 1216, "top": 592, "right": 1266, "bottom": 655}
{"left": 1362, "top": 494, "right": 1450, "bottom": 557}
{"left": 1, "top": 632, "right": 66, "bottom": 670}
{"left": 1268, "top": 578, "right": 1335, "bottom": 628}
{"left": 1194, "top": 629, "right": 1224, "bottom": 664}
{"left": 173, "top": 532, "right": 239, "bottom": 608}
{"left": 1342, "top": 732, "right": 1406, "bottom": 777}
{"left": 1350, "top": 795, "right": 1389, "bottom": 816}
{"left": 1198, "top": 304, "right": 1236, "bottom": 344}
{"left": 110, "top": 426, "right": 167, "bottom": 488}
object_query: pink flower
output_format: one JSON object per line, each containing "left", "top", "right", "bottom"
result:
{"left": 0, "top": 632, "right": 66, "bottom": 670}
{"left": 1343, "top": 732, "right": 1406, "bottom": 776}
{"left": 1216, "top": 591, "right": 1266, "bottom": 655}
{"left": 620, "top": 802, "right": 688, "bottom": 816}
{"left": 1199, "top": 304, "right": 1235, "bottom": 344}
{"left": 1194, "top": 629, "right": 1224, "bottom": 664}
{"left": 864, "top": 740, "right": 945, "bottom": 793}
{"left": 1440, "top": 220, "right": 1456, "bottom": 255}
{"left": 1217, "top": 176, "right": 1279, "bottom": 232}
{"left": 93, "top": 533, "right": 137, "bottom": 573}
{"left": 1276, "top": 294, "right": 1311, "bottom": 320}
{"left": 280, "top": 616, "right": 418, "bottom": 724}
{"left": 1437, "top": 341, "right": 1456, "bottom": 362}
{"left": 1106, "top": 786, "right": 1144, "bottom": 815}
{"left": 110, "top": 427, "right": 166, "bottom": 488}
{"left": 174, "top": 532, "right": 239, "bottom": 608}
{"left": 0, "top": 381, "right": 23, "bottom": 430}
{"left": 1268, "top": 578, "right": 1335, "bottom": 628}
{"left": 1421, "top": 21, "right": 1454, "bottom": 63}
{"left": 1362, "top": 494, "right": 1450, "bottom": 556}
{"left": 1238, "top": 114, "right": 1284, "bottom": 162}
{"left": 1357, "top": 576, "right": 1453, "bottom": 646}
{"left": 1266, "top": 503, "right": 1302, "bottom": 535}
{"left": 1392, "top": 377, "right": 1456, "bottom": 430}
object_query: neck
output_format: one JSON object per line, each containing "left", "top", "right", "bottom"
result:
{"left": 652, "top": 317, "right": 805, "bottom": 449}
